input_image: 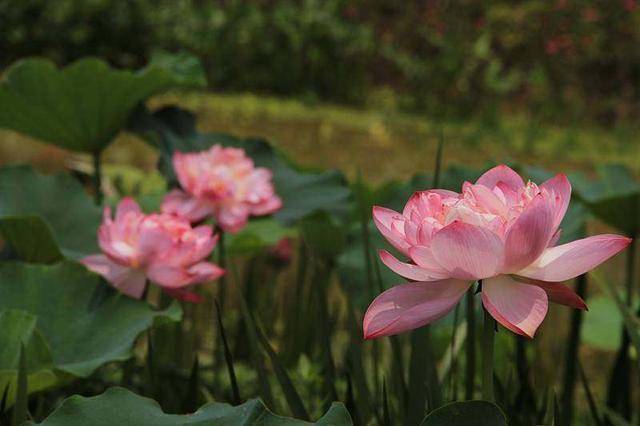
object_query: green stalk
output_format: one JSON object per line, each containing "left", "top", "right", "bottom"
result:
{"left": 92, "top": 150, "right": 103, "bottom": 205}
{"left": 481, "top": 299, "right": 495, "bottom": 402}
{"left": 560, "top": 274, "right": 588, "bottom": 426}
{"left": 606, "top": 237, "right": 636, "bottom": 420}
{"left": 465, "top": 288, "right": 476, "bottom": 400}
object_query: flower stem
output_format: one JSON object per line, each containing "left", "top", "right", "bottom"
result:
{"left": 92, "top": 150, "right": 103, "bottom": 205}
{"left": 481, "top": 301, "right": 495, "bottom": 402}
{"left": 464, "top": 288, "right": 476, "bottom": 400}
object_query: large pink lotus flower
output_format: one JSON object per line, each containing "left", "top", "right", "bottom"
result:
{"left": 161, "top": 145, "right": 282, "bottom": 233}
{"left": 364, "top": 165, "right": 631, "bottom": 339}
{"left": 81, "top": 197, "right": 224, "bottom": 302}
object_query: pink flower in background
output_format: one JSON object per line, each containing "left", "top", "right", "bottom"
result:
{"left": 82, "top": 197, "right": 224, "bottom": 302}
{"left": 364, "top": 165, "right": 631, "bottom": 339}
{"left": 161, "top": 145, "right": 282, "bottom": 233}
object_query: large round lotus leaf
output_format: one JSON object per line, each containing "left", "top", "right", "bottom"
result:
{"left": 0, "top": 309, "right": 57, "bottom": 406}
{"left": 420, "top": 401, "right": 507, "bottom": 426}
{"left": 131, "top": 106, "right": 353, "bottom": 225}
{"left": 30, "top": 387, "right": 352, "bottom": 425}
{"left": 0, "top": 56, "right": 204, "bottom": 153}
{"left": 0, "top": 166, "right": 101, "bottom": 262}
{"left": 0, "top": 261, "right": 181, "bottom": 386}
{"left": 571, "top": 164, "right": 640, "bottom": 236}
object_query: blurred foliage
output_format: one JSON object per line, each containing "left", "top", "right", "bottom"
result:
{"left": 2, "top": 0, "right": 640, "bottom": 123}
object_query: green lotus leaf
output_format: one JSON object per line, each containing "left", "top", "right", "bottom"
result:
{"left": 0, "top": 261, "right": 181, "bottom": 401}
{"left": 571, "top": 164, "right": 640, "bottom": 236}
{"left": 0, "top": 165, "right": 101, "bottom": 262}
{"left": 0, "top": 56, "right": 204, "bottom": 153}
{"left": 0, "top": 309, "right": 57, "bottom": 407}
{"left": 30, "top": 387, "right": 352, "bottom": 425}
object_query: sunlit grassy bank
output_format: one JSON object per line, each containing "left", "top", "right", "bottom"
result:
{"left": 1, "top": 91, "right": 639, "bottom": 183}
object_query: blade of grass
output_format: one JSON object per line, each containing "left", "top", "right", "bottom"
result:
{"left": 255, "top": 318, "right": 310, "bottom": 421}
{"left": 578, "top": 359, "right": 602, "bottom": 426}
{"left": 604, "top": 238, "right": 635, "bottom": 420}
{"left": 238, "top": 289, "right": 309, "bottom": 421}
{"left": 12, "top": 343, "right": 28, "bottom": 426}
{"left": 230, "top": 263, "right": 275, "bottom": 409}
{"left": 346, "top": 302, "right": 373, "bottom": 423}
{"left": 382, "top": 379, "right": 392, "bottom": 426}
{"left": 214, "top": 299, "right": 240, "bottom": 405}
{"left": 560, "top": 274, "right": 588, "bottom": 426}
{"left": 313, "top": 261, "right": 338, "bottom": 407}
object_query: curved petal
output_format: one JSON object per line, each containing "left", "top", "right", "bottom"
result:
{"left": 503, "top": 195, "right": 555, "bottom": 272}
{"left": 372, "top": 206, "right": 411, "bottom": 256}
{"left": 476, "top": 165, "right": 524, "bottom": 191}
{"left": 469, "top": 184, "right": 508, "bottom": 217}
{"left": 431, "top": 221, "right": 504, "bottom": 280}
{"left": 249, "top": 195, "right": 282, "bottom": 216}
{"left": 527, "top": 280, "right": 587, "bottom": 310}
{"left": 379, "top": 250, "right": 447, "bottom": 281}
{"left": 363, "top": 279, "right": 470, "bottom": 339}
{"left": 163, "top": 287, "right": 204, "bottom": 303}
{"left": 161, "top": 190, "right": 214, "bottom": 223}
{"left": 540, "top": 173, "right": 571, "bottom": 230}
{"left": 146, "top": 264, "right": 192, "bottom": 288}
{"left": 517, "top": 235, "right": 632, "bottom": 282}
{"left": 187, "top": 262, "right": 225, "bottom": 283}
{"left": 481, "top": 275, "right": 548, "bottom": 338}
{"left": 81, "top": 254, "right": 146, "bottom": 298}
{"left": 217, "top": 205, "right": 250, "bottom": 233}
{"left": 115, "top": 197, "right": 141, "bottom": 221}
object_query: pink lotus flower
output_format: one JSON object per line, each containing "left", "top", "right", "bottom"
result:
{"left": 81, "top": 197, "right": 224, "bottom": 302}
{"left": 161, "top": 145, "right": 282, "bottom": 233}
{"left": 364, "top": 165, "right": 631, "bottom": 339}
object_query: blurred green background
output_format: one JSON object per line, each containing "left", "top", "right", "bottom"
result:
{"left": 1, "top": 0, "right": 639, "bottom": 179}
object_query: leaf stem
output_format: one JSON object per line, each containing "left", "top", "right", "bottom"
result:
{"left": 465, "top": 289, "right": 476, "bottom": 400}
{"left": 481, "top": 290, "right": 495, "bottom": 402}
{"left": 92, "top": 150, "right": 103, "bottom": 205}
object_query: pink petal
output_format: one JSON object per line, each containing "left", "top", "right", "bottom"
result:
{"left": 468, "top": 184, "right": 508, "bottom": 217}
{"left": 161, "top": 189, "right": 214, "bottom": 223}
{"left": 372, "top": 206, "right": 411, "bottom": 256}
{"left": 214, "top": 203, "right": 249, "bottom": 233}
{"left": 81, "top": 254, "right": 146, "bottom": 298}
{"left": 379, "top": 250, "right": 448, "bottom": 281}
{"left": 540, "top": 174, "right": 571, "bottom": 230}
{"left": 476, "top": 165, "right": 525, "bottom": 191}
{"left": 430, "top": 221, "right": 504, "bottom": 280}
{"left": 527, "top": 280, "right": 587, "bottom": 310}
{"left": 517, "top": 234, "right": 632, "bottom": 282}
{"left": 548, "top": 229, "right": 562, "bottom": 247}
{"left": 163, "top": 287, "right": 204, "bottom": 303}
{"left": 250, "top": 195, "right": 282, "bottom": 216}
{"left": 503, "top": 195, "right": 555, "bottom": 272}
{"left": 363, "top": 279, "right": 470, "bottom": 339}
{"left": 115, "top": 197, "right": 142, "bottom": 221}
{"left": 187, "top": 262, "right": 226, "bottom": 283}
{"left": 481, "top": 275, "right": 548, "bottom": 338}
{"left": 146, "top": 264, "right": 192, "bottom": 288}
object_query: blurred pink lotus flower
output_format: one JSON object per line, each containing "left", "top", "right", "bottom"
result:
{"left": 364, "top": 165, "right": 631, "bottom": 339}
{"left": 82, "top": 197, "right": 224, "bottom": 302}
{"left": 161, "top": 145, "right": 282, "bottom": 233}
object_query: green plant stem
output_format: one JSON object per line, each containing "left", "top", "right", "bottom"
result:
{"left": 217, "top": 230, "right": 227, "bottom": 306}
{"left": 465, "top": 289, "right": 476, "bottom": 400}
{"left": 560, "top": 274, "right": 588, "bottom": 426}
{"left": 92, "top": 150, "right": 103, "bottom": 205}
{"left": 481, "top": 300, "right": 495, "bottom": 402}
